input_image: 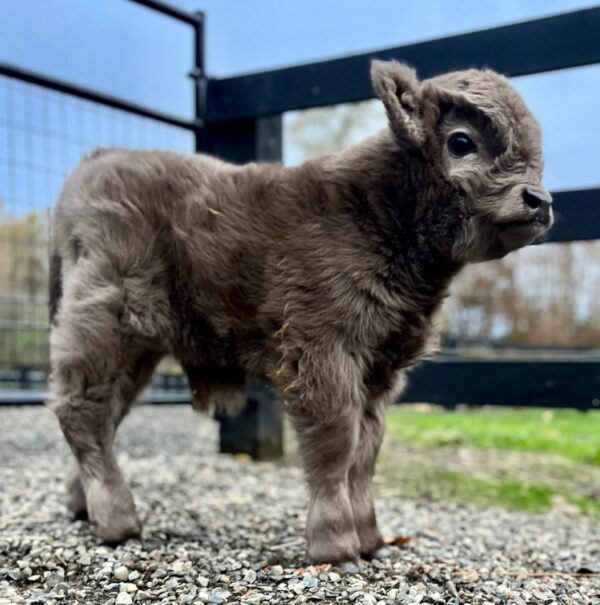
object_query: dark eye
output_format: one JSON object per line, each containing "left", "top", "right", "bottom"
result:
{"left": 447, "top": 132, "right": 477, "bottom": 156}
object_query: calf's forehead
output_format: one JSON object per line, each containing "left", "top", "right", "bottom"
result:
{"left": 427, "top": 68, "right": 543, "bottom": 163}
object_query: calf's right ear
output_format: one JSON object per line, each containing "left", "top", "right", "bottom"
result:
{"left": 370, "top": 60, "right": 425, "bottom": 147}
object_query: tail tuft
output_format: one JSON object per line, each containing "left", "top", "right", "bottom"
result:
{"left": 49, "top": 251, "right": 62, "bottom": 325}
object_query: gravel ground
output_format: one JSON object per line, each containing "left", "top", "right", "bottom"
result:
{"left": 0, "top": 405, "right": 598, "bottom": 605}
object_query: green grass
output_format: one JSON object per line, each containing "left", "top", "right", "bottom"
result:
{"left": 376, "top": 406, "right": 600, "bottom": 516}
{"left": 385, "top": 407, "right": 600, "bottom": 465}
{"left": 379, "top": 467, "right": 600, "bottom": 517}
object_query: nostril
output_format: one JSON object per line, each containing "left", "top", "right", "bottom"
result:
{"left": 523, "top": 188, "right": 551, "bottom": 210}
{"left": 523, "top": 190, "right": 541, "bottom": 209}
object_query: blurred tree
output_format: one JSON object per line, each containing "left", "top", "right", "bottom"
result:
{"left": 287, "top": 100, "right": 385, "bottom": 159}
{"left": 0, "top": 207, "right": 48, "bottom": 298}
{"left": 446, "top": 243, "right": 600, "bottom": 346}
{"left": 0, "top": 200, "right": 49, "bottom": 369}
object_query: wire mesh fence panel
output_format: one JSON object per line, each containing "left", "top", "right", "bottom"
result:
{"left": 0, "top": 75, "right": 193, "bottom": 390}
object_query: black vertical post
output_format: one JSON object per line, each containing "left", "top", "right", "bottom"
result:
{"left": 194, "top": 14, "right": 284, "bottom": 460}
{"left": 197, "top": 115, "right": 282, "bottom": 163}
{"left": 190, "top": 11, "right": 206, "bottom": 152}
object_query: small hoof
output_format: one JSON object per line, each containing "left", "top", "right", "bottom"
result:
{"left": 70, "top": 508, "right": 89, "bottom": 522}
{"left": 337, "top": 561, "right": 360, "bottom": 574}
{"left": 86, "top": 479, "right": 141, "bottom": 544}
{"left": 93, "top": 516, "right": 142, "bottom": 545}
{"left": 66, "top": 482, "right": 88, "bottom": 520}
{"left": 307, "top": 532, "right": 361, "bottom": 568}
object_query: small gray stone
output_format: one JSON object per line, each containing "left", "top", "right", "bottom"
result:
{"left": 269, "top": 565, "right": 284, "bottom": 577}
{"left": 78, "top": 554, "right": 92, "bottom": 566}
{"left": 45, "top": 569, "right": 65, "bottom": 587}
{"left": 114, "top": 566, "right": 130, "bottom": 582}
{"left": 208, "top": 589, "right": 231, "bottom": 604}
{"left": 289, "top": 581, "right": 305, "bottom": 595}
{"left": 116, "top": 593, "right": 133, "bottom": 605}
{"left": 171, "top": 560, "right": 190, "bottom": 576}
{"left": 51, "top": 582, "right": 68, "bottom": 598}
{"left": 242, "top": 569, "right": 257, "bottom": 584}
{"left": 152, "top": 568, "right": 168, "bottom": 579}
{"left": 302, "top": 573, "right": 318, "bottom": 589}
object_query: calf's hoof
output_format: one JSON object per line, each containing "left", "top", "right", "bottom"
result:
{"left": 66, "top": 472, "right": 88, "bottom": 520}
{"left": 93, "top": 514, "right": 143, "bottom": 544}
{"left": 66, "top": 490, "right": 89, "bottom": 521}
{"left": 356, "top": 522, "right": 386, "bottom": 560}
{"left": 86, "top": 479, "right": 142, "bottom": 544}
{"left": 307, "top": 524, "right": 361, "bottom": 567}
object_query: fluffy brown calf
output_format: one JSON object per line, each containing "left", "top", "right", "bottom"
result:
{"left": 49, "top": 61, "right": 552, "bottom": 567}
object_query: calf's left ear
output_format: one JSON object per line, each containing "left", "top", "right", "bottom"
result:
{"left": 371, "top": 60, "right": 425, "bottom": 147}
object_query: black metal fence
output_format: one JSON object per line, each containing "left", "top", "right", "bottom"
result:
{"left": 0, "top": 0, "right": 201, "bottom": 401}
{"left": 0, "top": 1, "right": 599, "bottom": 412}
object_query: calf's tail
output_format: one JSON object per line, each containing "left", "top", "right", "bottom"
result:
{"left": 49, "top": 250, "right": 62, "bottom": 326}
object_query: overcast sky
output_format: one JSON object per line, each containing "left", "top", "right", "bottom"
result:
{"left": 0, "top": 0, "right": 599, "bottom": 193}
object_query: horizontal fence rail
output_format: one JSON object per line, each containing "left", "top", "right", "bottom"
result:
{"left": 206, "top": 7, "right": 600, "bottom": 122}
{"left": 0, "top": 62, "right": 196, "bottom": 131}
{"left": 4, "top": 357, "right": 599, "bottom": 410}
{"left": 403, "top": 358, "right": 600, "bottom": 410}
{"left": 128, "top": 0, "right": 202, "bottom": 26}
{"left": 542, "top": 188, "right": 600, "bottom": 243}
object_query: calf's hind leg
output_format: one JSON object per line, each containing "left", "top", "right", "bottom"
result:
{"left": 50, "top": 282, "right": 157, "bottom": 543}
{"left": 64, "top": 348, "right": 163, "bottom": 522}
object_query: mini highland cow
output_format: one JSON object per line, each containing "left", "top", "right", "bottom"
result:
{"left": 49, "top": 61, "right": 553, "bottom": 567}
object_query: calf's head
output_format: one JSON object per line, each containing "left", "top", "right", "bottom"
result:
{"left": 371, "top": 60, "right": 553, "bottom": 263}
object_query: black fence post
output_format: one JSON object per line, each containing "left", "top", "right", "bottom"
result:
{"left": 189, "top": 11, "right": 206, "bottom": 152}
{"left": 197, "top": 115, "right": 282, "bottom": 164}
{"left": 218, "top": 382, "right": 284, "bottom": 460}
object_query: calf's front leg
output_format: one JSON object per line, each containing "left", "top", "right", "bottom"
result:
{"left": 281, "top": 345, "right": 364, "bottom": 565}
{"left": 350, "top": 372, "right": 407, "bottom": 558}
{"left": 291, "top": 410, "right": 362, "bottom": 564}
{"left": 349, "top": 398, "right": 388, "bottom": 558}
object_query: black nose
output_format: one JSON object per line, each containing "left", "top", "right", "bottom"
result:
{"left": 522, "top": 187, "right": 553, "bottom": 210}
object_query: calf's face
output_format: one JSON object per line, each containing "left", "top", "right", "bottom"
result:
{"left": 371, "top": 61, "right": 553, "bottom": 263}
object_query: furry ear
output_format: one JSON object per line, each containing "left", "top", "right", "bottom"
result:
{"left": 370, "top": 60, "right": 425, "bottom": 146}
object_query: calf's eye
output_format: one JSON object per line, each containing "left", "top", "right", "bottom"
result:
{"left": 447, "top": 132, "right": 477, "bottom": 157}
